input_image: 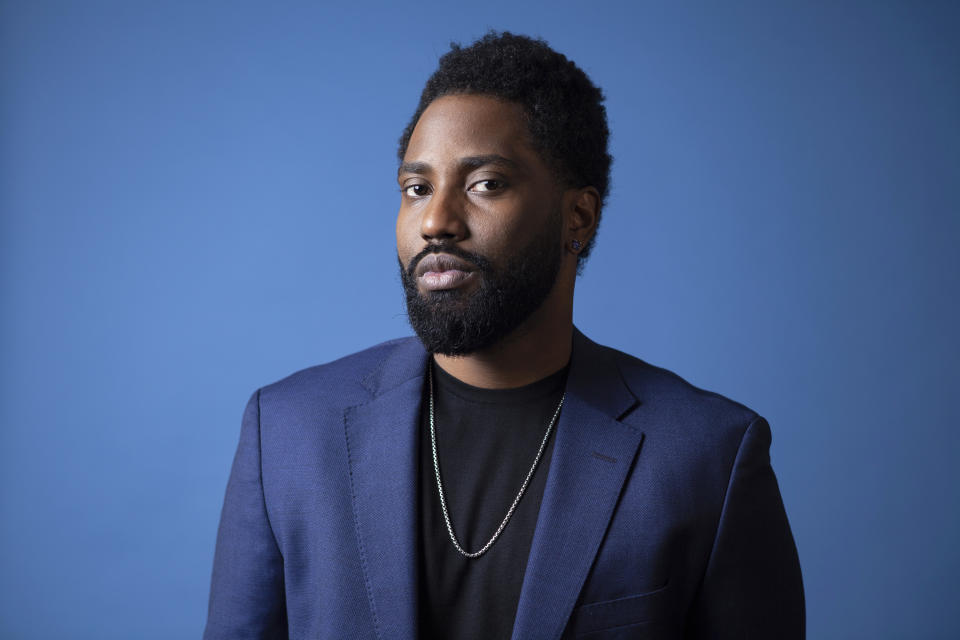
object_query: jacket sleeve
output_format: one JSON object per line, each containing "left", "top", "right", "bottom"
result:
{"left": 204, "top": 390, "right": 288, "bottom": 640}
{"left": 686, "top": 417, "right": 805, "bottom": 639}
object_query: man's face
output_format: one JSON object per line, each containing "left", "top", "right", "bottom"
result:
{"left": 396, "top": 94, "right": 566, "bottom": 355}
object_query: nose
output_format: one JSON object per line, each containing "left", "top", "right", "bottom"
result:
{"left": 420, "top": 186, "right": 468, "bottom": 242}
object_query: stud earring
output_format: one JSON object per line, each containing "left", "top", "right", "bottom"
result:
{"left": 571, "top": 240, "right": 582, "bottom": 252}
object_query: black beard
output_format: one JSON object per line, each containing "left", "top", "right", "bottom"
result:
{"left": 399, "top": 218, "right": 563, "bottom": 356}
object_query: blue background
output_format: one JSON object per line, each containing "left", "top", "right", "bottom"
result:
{"left": 2, "top": 1, "right": 957, "bottom": 637}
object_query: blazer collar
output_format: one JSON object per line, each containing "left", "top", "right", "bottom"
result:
{"left": 566, "top": 327, "right": 640, "bottom": 419}
{"left": 511, "top": 329, "right": 645, "bottom": 640}
{"left": 360, "top": 336, "right": 430, "bottom": 398}
{"left": 344, "top": 337, "right": 428, "bottom": 640}
{"left": 344, "top": 329, "right": 644, "bottom": 640}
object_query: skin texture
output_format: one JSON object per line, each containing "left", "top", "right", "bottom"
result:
{"left": 396, "top": 94, "right": 600, "bottom": 388}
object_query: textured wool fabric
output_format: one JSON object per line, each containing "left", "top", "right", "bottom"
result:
{"left": 204, "top": 330, "right": 803, "bottom": 639}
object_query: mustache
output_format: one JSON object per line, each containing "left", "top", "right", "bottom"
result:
{"left": 405, "top": 244, "right": 493, "bottom": 278}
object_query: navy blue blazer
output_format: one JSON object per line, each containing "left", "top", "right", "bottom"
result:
{"left": 204, "top": 330, "right": 803, "bottom": 639}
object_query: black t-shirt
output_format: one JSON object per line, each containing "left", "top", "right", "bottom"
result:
{"left": 418, "top": 360, "right": 568, "bottom": 640}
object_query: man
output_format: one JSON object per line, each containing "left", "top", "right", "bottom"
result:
{"left": 204, "top": 32, "right": 804, "bottom": 640}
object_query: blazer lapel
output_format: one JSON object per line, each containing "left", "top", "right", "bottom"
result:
{"left": 511, "top": 330, "right": 645, "bottom": 640}
{"left": 343, "top": 338, "right": 428, "bottom": 640}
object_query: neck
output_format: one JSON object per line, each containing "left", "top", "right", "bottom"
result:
{"left": 433, "top": 293, "right": 574, "bottom": 389}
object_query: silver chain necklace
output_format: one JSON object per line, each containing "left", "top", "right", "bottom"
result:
{"left": 428, "top": 365, "right": 566, "bottom": 559}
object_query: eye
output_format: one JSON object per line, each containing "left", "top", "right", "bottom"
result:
{"left": 469, "top": 179, "right": 505, "bottom": 193}
{"left": 403, "top": 183, "right": 431, "bottom": 197}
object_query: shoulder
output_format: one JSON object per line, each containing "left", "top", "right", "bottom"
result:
{"left": 257, "top": 336, "right": 420, "bottom": 410}
{"left": 597, "top": 340, "right": 762, "bottom": 449}
{"left": 586, "top": 339, "right": 773, "bottom": 517}
{"left": 614, "top": 345, "right": 757, "bottom": 423}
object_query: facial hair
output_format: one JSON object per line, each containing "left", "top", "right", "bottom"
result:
{"left": 399, "top": 212, "right": 563, "bottom": 356}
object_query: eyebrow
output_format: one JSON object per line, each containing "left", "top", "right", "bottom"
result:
{"left": 397, "top": 154, "right": 521, "bottom": 177}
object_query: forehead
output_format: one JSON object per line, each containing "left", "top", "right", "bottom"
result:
{"left": 403, "top": 94, "right": 536, "bottom": 165}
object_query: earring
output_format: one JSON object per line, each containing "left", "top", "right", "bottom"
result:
{"left": 571, "top": 239, "right": 582, "bottom": 252}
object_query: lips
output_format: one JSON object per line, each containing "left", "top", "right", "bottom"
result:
{"left": 414, "top": 253, "right": 477, "bottom": 291}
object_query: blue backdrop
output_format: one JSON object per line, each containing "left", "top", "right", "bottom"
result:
{"left": 2, "top": 1, "right": 957, "bottom": 638}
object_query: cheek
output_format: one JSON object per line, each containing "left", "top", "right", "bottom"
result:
{"left": 396, "top": 206, "right": 413, "bottom": 242}
{"left": 396, "top": 209, "right": 420, "bottom": 262}
{"left": 474, "top": 225, "right": 514, "bottom": 256}
{"left": 473, "top": 206, "right": 548, "bottom": 255}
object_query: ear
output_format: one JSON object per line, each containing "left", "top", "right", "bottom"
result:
{"left": 564, "top": 186, "right": 600, "bottom": 253}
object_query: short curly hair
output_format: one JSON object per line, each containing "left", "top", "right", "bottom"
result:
{"left": 397, "top": 31, "right": 612, "bottom": 264}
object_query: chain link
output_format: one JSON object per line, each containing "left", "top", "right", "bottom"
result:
{"left": 428, "top": 365, "right": 565, "bottom": 559}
